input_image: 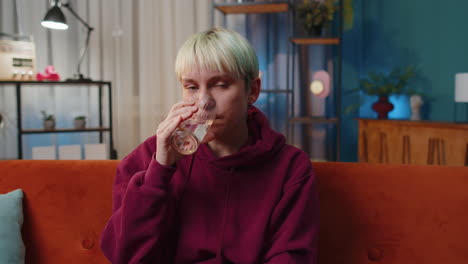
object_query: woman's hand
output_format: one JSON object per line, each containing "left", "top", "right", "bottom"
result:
{"left": 155, "top": 101, "right": 198, "bottom": 166}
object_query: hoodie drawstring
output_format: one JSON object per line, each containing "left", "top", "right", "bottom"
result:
{"left": 216, "top": 167, "right": 235, "bottom": 263}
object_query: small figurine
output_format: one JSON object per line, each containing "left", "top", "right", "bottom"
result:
{"left": 36, "top": 65, "right": 60, "bottom": 81}
{"left": 410, "top": 94, "right": 423, "bottom": 121}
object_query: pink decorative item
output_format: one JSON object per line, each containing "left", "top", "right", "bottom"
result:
{"left": 36, "top": 66, "right": 60, "bottom": 81}
{"left": 310, "top": 70, "right": 330, "bottom": 98}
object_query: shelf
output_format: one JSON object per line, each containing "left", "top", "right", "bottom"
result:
{"left": 290, "top": 116, "right": 338, "bottom": 124}
{"left": 0, "top": 80, "right": 110, "bottom": 85}
{"left": 357, "top": 118, "right": 468, "bottom": 130}
{"left": 290, "top": 37, "right": 340, "bottom": 45}
{"left": 214, "top": 1, "right": 289, "bottom": 14}
{"left": 212, "top": 1, "right": 344, "bottom": 161}
{"left": 10, "top": 81, "right": 115, "bottom": 159}
{"left": 21, "top": 127, "right": 111, "bottom": 134}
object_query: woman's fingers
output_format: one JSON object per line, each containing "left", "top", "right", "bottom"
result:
{"left": 170, "top": 100, "right": 194, "bottom": 111}
{"left": 158, "top": 101, "right": 196, "bottom": 136}
{"left": 155, "top": 101, "right": 198, "bottom": 166}
{"left": 166, "top": 105, "right": 198, "bottom": 120}
{"left": 167, "top": 101, "right": 196, "bottom": 116}
{"left": 157, "top": 110, "right": 194, "bottom": 139}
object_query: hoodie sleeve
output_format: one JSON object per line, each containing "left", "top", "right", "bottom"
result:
{"left": 100, "top": 139, "right": 178, "bottom": 264}
{"left": 263, "top": 156, "right": 319, "bottom": 264}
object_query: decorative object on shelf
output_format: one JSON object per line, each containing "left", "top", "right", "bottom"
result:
{"left": 41, "top": 0, "right": 94, "bottom": 82}
{"left": 0, "top": 113, "right": 3, "bottom": 129}
{"left": 0, "top": 34, "right": 36, "bottom": 81}
{"left": 358, "top": 65, "right": 416, "bottom": 119}
{"left": 58, "top": 145, "right": 81, "bottom": 160}
{"left": 455, "top": 73, "right": 468, "bottom": 122}
{"left": 310, "top": 70, "right": 330, "bottom": 98}
{"left": 73, "top": 115, "right": 86, "bottom": 129}
{"left": 456, "top": 73, "right": 468, "bottom": 103}
{"left": 36, "top": 65, "right": 60, "bottom": 81}
{"left": 32, "top": 145, "right": 56, "bottom": 160}
{"left": 295, "top": 0, "right": 335, "bottom": 36}
{"left": 372, "top": 97, "right": 394, "bottom": 119}
{"left": 41, "top": 110, "right": 55, "bottom": 130}
{"left": 410, "top": 94, "right": 423, "bottom": 121}
{"left": 84, "top": 143, "right": 107, "bottom": 160}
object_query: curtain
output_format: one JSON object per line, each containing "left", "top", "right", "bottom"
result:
{"left": 0, "top": 0, "right": 212, "bottom": 159}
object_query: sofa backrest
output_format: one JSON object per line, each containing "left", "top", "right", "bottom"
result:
{"left": 1, "top": 160, "right": 468, "bottom": 264}
{"left": 0, "top": 160, "right": 118, "bottom": 264}
{"left": 313, "top": 162, "right": 468, "bottom": 264}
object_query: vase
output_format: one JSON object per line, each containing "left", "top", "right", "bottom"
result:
{"left": 372, "top": 96, "right": 394, "bottom": 119}
{"left": 306, "top": 25, "right": 323, "bottom": 36}
{"left": 43, "top": 120, "right": 55, "bottom": 130}
{"left": 74, "top": 119, "right": 86, "bottom": 129}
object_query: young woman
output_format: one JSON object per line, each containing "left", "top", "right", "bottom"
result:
{"left": 100, "top": 27, "right": 319, "bottom": 264}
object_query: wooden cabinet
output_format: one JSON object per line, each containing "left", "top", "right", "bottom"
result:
{"left": 358, "top": 119, "right": 468, "bottom": 166}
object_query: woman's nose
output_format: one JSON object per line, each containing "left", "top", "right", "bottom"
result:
{"left": 198, "top": 94, "right": 216, "bottom": 111}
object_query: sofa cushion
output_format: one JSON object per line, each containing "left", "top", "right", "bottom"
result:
{"left": 0, "top": 189, "right": 25, "bottom": 264}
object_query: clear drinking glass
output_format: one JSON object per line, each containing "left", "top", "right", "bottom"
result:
{"left": 171, "top": 97, "right": 216, "bottom": 155}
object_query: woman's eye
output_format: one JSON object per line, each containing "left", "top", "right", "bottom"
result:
{"left": 215, "top": 83, "right": 228, "bottom": 88}
{"left": 185, "top": 85, "right": 198, "bottom": 90}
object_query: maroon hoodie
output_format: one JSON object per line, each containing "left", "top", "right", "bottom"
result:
{"left": 100, "top": 106, "right": 319, "bottom": 263}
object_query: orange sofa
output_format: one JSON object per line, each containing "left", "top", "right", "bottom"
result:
{"left": 1, "top": 160, "right": 468, "bottom": 264}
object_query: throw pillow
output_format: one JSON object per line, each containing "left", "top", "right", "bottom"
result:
{"left": 0, "top": 189, "right": 25, "bottom": 264}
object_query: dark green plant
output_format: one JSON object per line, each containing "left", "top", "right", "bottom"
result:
{"left": 41, "top": 110, "right": 55, "bottom": 121}
{"left": 295, "top": 0, "right": 335, "bottom": 34}
{"left": 343, "top": 65, "right": 420, "bottom": 115}
{"left": 74, "top": 115, "right": 86, "bottom": 120}
{"left": 295, "top": 0, "right": 355, "bottom": 35}
{"left": 358, "top": 65, "right": 416, "bottom": 97}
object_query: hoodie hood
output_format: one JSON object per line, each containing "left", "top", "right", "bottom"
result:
{"left": 196, "top": 105, "right": 286, "bottom": 169}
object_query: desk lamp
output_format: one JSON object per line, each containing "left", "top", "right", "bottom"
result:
{"left": 41, "top": 0, "right": 94, "bottom": 82}
{"left": 455, "top": 72, "right": 468, "bottom": 166}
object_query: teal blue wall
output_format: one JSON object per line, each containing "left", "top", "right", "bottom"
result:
{"left": 340, "top": 0, "right": 468, "bottom": 161}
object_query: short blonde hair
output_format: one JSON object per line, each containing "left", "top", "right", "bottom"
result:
{"left": 175, "top": 27, "right": 259, "bottom": 83}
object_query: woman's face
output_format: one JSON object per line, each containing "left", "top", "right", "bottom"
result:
{"left": 180, "top": 70, "right": 259, "bottom": 139}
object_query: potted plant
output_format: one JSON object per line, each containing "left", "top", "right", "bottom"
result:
{"left": 41, "top": 110, "right": 56, "bottom": 130}
{"left": 73, "top": 115, "right": 86, "bottom": 129}
{"left": 295, "top": 0, "right": 335, "bottom": 36}
{"left": 357, "top": 65, "right": 416, "bottom": 119}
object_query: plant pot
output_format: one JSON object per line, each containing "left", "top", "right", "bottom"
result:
{"left": 43, "top": 120, "right": 56, "bottom": 130}
{"left": 372, "top": 96, "right": 394, "bottom": 119}
{"left": 308, "top": 25, "right": 323, "bottom": 36}
{"left": 74, "top": 119, "right": 86, "bottom": 129}
{"left": 299, "top": 24, "right": 323, "bottom": 37}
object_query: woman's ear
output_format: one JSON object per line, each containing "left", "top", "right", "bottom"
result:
{"left": 248, "top": 77, "right": 261, "bottom": 105}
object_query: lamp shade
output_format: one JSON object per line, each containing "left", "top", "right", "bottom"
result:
{"left": 455, "top": 73, "right": 468, "bottom": 103}
{"left": 310, "top": 70, "right": 330, "bottom": 98}
{"left": 41, "top": 4, "right": 68, "bottom": 30}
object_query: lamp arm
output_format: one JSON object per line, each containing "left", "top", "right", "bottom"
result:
{"left": 62, "top": 2, "right": 94, "bottom": 81}
{"left": 76, "top": 28, "right": 92, "bottom": 78}
{"left": 62, "top": 3, "right": 94, "bottom": 31}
